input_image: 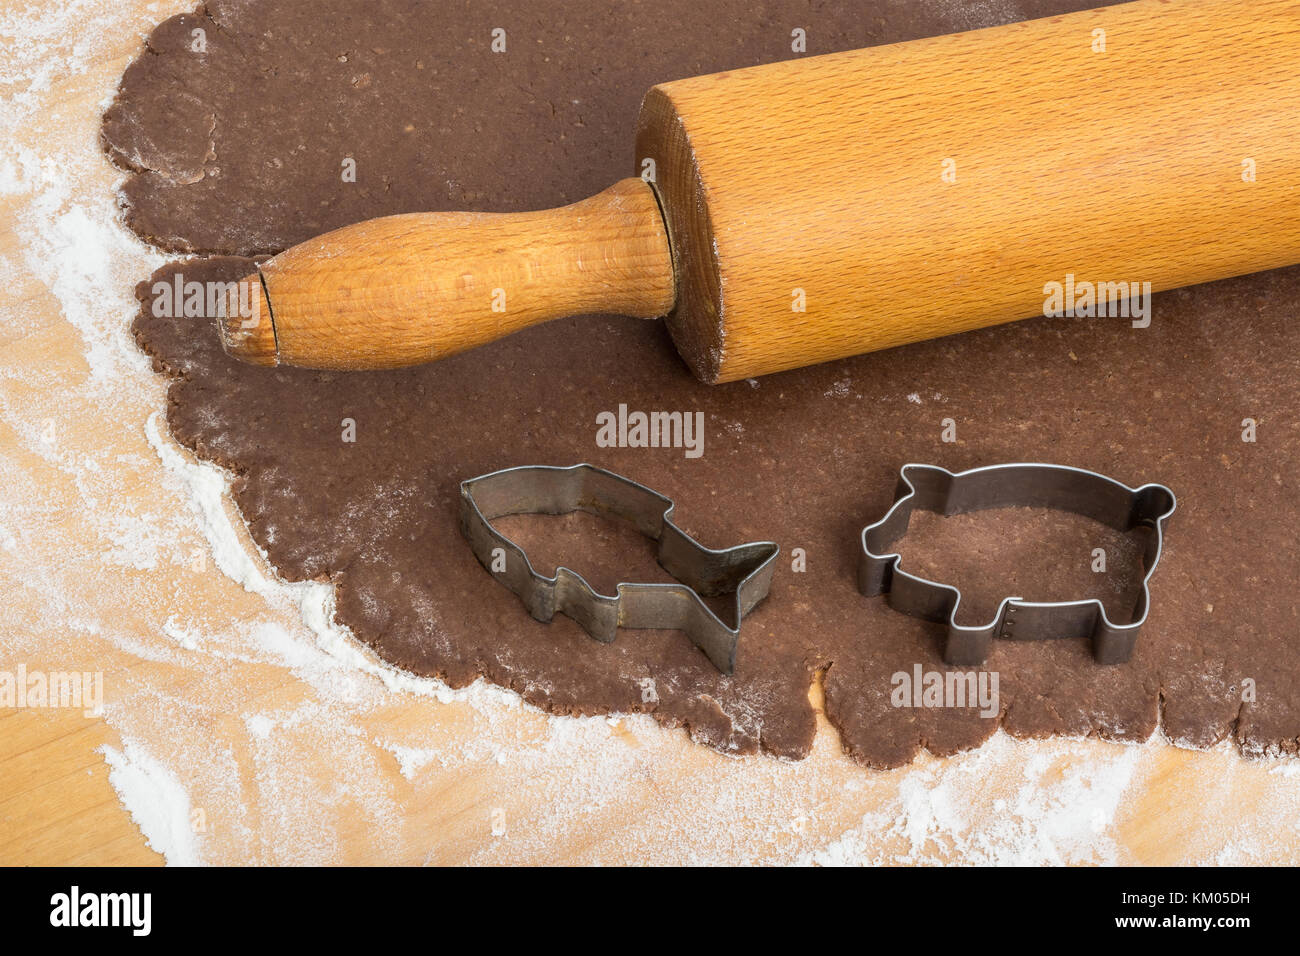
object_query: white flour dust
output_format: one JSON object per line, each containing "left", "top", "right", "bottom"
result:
{"left": 101, "top": 741, "right": 200, "bottom": 866}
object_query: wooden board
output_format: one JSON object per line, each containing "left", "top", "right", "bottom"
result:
{"left": 1, "top": 0, "right": 1297, "bottom": 866}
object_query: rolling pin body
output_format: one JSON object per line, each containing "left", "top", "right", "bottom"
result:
{"left": 222, "top": 0, "right": 1300, "bottom": 382}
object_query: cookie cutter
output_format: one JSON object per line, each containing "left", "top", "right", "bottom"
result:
{"left": 458, "top": 464, "right": 778, "bottom": 674}
{"left": 858, "top": 463, "right": 1176, "bottom": 666}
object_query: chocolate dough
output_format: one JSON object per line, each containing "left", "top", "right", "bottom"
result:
{"left": 109, "top": 0, "right": 1300, "bottom": 767}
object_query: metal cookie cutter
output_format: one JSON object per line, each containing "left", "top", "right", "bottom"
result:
{"left": 458, "top": 464, "right": 779, "bottom": 674}
{"left": 858, "top": 463, "right": 1176, "bottom": 666}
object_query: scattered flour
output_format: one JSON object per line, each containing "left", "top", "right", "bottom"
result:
{"left": 801, "top": 734, "right": 1144, "bottom": 866}
{"left": 386, "top": 745, "right": 442, "bottom": 780}
{"left": 100, "top": 740, "right": 200, "bottom": 866}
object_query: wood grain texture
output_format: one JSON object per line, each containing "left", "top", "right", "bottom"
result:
{"left": 638, "top": 0, "right": 1300, "bottom": 381}
{"left": 232, "top": 178, "right": 674, "bottom": 369}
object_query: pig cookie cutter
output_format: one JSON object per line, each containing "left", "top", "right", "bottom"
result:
{"left": 858, "top": 463, "right": 1176, "bottom": 666}
{"left": 458, "top": 464, "right": 779, "bottom": 675}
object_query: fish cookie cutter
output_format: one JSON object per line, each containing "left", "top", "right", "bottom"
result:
{"left": 458, "top": 464, "right": 779, "bottom": 674}
{"left": 858, "top": 463, "right": 1176, "bottom": 666}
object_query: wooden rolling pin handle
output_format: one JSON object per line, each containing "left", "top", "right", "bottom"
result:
{"left": 218, "top": 177, "right": 676, "bottom": 369}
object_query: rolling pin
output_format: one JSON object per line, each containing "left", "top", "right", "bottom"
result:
{"left": 218, "top": 0, "right": 1300, "bottom": 384}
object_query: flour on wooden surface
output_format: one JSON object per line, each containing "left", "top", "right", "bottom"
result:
{"left": 100, "top": 741, "right": 201, "bottom": 866}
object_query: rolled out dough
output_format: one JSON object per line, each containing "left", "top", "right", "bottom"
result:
{"left": 108, "top": 0, "right": 1300, "bottom": 767}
